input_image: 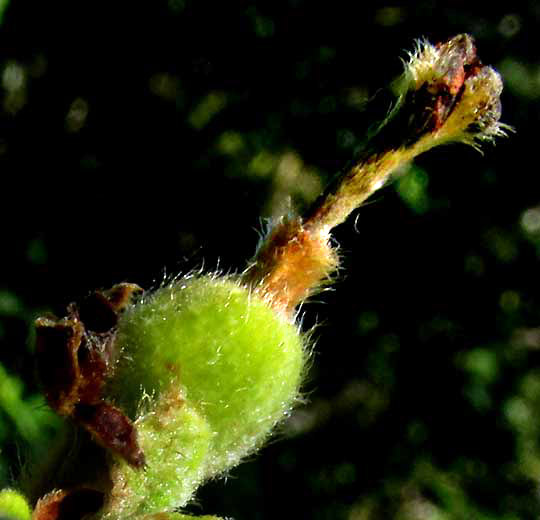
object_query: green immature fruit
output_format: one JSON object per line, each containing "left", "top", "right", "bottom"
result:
{"left": 113, "top": 276, "right": 305, "bottom": 472}
{"left": 100, "top": 275, "right": 305, "bottom": 516}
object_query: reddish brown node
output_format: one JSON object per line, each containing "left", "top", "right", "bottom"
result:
{"left": 243, "top": 217, "right": 337, "bottom": 317}
{"left": 35, "top": 283, "right": 145, "bottom": 469}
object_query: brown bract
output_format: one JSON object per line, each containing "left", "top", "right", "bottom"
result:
{"left": 35, "top": 283, "right": 146, "bottom": 468}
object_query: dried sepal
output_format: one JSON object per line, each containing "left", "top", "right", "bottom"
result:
{"left": 35, "top": 316, "right": 85, "bottom": 416}
{"left": 32, "top": 488, "right": 104, "bottom": 520}
{"left": 74, "top": 403, "right": 145, "bottom": 469}
{"left": 35, "top": 283, "right": 145, "bottom": 468}
{"left": 32, "top": 489, "right": 67, "bottom": 520}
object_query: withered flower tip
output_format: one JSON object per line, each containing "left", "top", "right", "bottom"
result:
{"left": 399, "top": 33, "right": 512, "bottom": 151}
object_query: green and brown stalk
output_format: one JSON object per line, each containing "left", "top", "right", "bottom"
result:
{"left": 244, "top": 34, "right": 510, "bottom": 318}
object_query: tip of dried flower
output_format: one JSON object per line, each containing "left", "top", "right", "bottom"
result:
{"left": 399, "top": 34, "right": 512, "bottom": 152}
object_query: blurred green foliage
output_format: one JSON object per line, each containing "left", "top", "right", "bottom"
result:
{"left": 0, "top": 1, "right": 539, "bottom": 519}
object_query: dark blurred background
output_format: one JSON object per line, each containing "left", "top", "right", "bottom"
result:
{"left": 0, "top": 1, "right": 539, "bottom": 519}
